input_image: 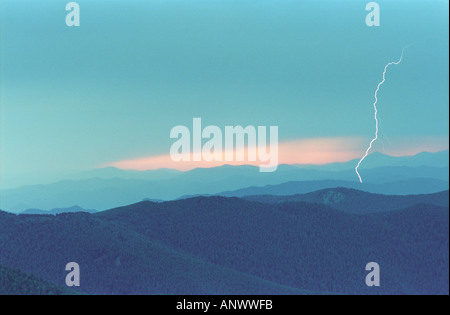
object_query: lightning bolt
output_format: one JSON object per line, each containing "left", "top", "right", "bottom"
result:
{"left": 355, "top": 47, "right": 408, "bottom": 183}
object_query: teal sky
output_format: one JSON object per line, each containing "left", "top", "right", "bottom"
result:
{"left": 0, "top": 0, "right": 449, "bottom": 188}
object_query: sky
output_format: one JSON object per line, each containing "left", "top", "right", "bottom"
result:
{"left": 0, "top": 0, "right": 449, "bottom": 188}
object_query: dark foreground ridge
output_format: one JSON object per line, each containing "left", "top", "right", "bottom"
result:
{"left": 0, "top": 192, "right": 448, "bottom": 295}
{"left": 0, "top": 264, "right": 77, "bottom": 295}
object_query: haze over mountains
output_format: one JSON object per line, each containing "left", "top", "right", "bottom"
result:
{"left": 0, "top": 151, "right": 448, "bottom": 213}
{"left": 0, "top": 151, "right": 448, "bottom": 294}
{"left": 1, "top": 0, "right": 447, "bottom": 296}
{"left": 20, "top": 206, "right": 96, "bottom": 216}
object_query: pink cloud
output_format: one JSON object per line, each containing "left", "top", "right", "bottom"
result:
{"left": 107, "top": 137, "right": 367, "bottom": 171}
{"left": 106, "top": 135, "right": 449, "bottom": 171}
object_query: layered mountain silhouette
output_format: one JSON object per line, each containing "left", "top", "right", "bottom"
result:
{"left": 0, "top": 189, "right": 448, "bottom": 295}
{"left": 21, "top": 206, "right": 96, "bottom": 215}
{"left": 1, "top": 151, "right": 448, "bottom": 213}
{"left": 1, "top": 151, "right": 448, "bottom": 294}
{"left": 242, "top": 188, "right": 449, "bottom": 214}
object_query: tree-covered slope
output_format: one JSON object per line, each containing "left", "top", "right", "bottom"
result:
{"left": 0, "top": 210, "right": 312, "bottom": 295}
{"left": 242, "top": 188, "right": 449, "bottom": 214}
{"left": 0, "top": 193, "right": 448, "bottom": 295}
{"left": 0, "top": 264, "right": 76, "bottom": 295}
{"left": 97, "top": 197, "right": 449, "bottom": 295}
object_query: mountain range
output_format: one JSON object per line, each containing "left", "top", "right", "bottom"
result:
{"left": 0, "top": 151, "right": 448, "bottom": 213}
{"left": 20, "top": 206, "right": 96, "bottom": 215}
{"left": 0, "top": 189, "right": 448, "bottom": 295}
{"left": 216, "top": 178, "right": 449, "bottom": 199}
{"left": 242, "top": 188, "right": 449, "bottom": 214}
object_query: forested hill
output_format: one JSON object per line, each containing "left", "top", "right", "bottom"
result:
{"left": 0, "top": 264, "right": 77, "bottom": 295}
{"left": 97, "top": 197, "right": 448, "bottom": 295}
{"left": 242, "top": 189, "right": 449, "bottom": 214}
{"left": 0, "top": 209, "right": 313, "bottom": 295}
{"left": 0, "top": 195, "right": 448, "bottom": 295}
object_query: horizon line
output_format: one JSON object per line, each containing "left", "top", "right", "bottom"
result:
{"left": 103, "top": 148, "right": 449, "bottom": 173}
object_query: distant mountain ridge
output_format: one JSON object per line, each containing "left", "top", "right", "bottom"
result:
{"left": 1, "top": 151, "right": 448, "bottom": 213}
{"left": 20, "top": 206, "right": 96, "bottom": 215}
{"left": 242, "top": 188, "right": 449, "bottom": 214}
{"left": 215, "top": 178, "right": 449, "bottom": 199}
{"left": 298, "top": 150, "right": 449, "bottom": 171}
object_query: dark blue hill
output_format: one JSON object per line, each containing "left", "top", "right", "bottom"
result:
{"left": 97, "top": 197, "right": 449, "bottom": 295}
{"left": 20, "top": 206, "right": 96, "bottom": 215}
{"left": 243, "top": 188, "right": 449, "bottom": 214}
{"left": 0, "top": 264, "right": 77, "bottom": 295}
{"left": 0, "top": 210, "right": 313, "bottom": 295}
{"left": 0, "top": 195, "right": 448, "bottom": 295}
